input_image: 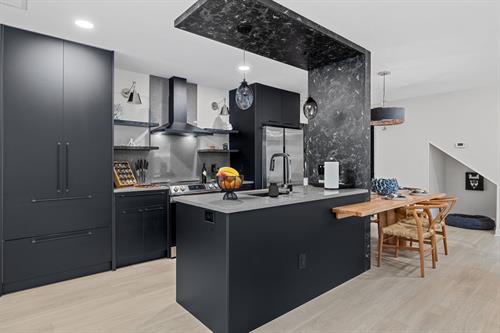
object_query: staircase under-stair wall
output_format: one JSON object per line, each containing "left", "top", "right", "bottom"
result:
{"left": 429, "top": 143, "right": 497, "bottom": 221}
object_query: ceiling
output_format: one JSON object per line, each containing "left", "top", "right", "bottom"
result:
{"left": 0, "top": 0, "right": 498, "bottom": 106}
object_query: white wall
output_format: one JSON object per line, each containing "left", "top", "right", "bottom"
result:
{"left": 374, "top": 86, "right": 499, "bottom": 226}
{"left": 113, "top": 69, "right": 149, "bottom": 122}
{"left": 430, "top": 144, "right": 497, "bottom": 220}
{"left": 196, "top": 85, "right": 229, "bottom": 129}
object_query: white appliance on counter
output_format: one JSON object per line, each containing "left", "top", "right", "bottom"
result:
{"left": 262, "top": 126, "right": 304, "bottom": 187}
{"left": 324, "top": 161, "right": 340, "bottom": 190}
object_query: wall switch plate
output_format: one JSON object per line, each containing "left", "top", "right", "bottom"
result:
{"left": 298, "top": 253, "right": 307, "bottom": 270}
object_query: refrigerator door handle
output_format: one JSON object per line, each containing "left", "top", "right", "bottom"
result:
{"left": 65, "top": 142, "right": 70, "bottom": 193}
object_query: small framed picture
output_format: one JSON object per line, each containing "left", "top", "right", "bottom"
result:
{"left": 465, "top": 172, "right": 484, "bottom": 191}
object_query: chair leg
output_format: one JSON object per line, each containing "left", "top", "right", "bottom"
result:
{"left": 395, "top": 237, "right": 400, "bottom": 258}
{"left": 442, "top": 224, "right": 449, "bottom": 255}
{"left": 431, "top": 235, "right": 437, "bottom": 269}
{"left": 418, "top": 237, "right": 425, "bottom": 278}
{"left": 378, "top": 230, "right": 384, "bottom": 267}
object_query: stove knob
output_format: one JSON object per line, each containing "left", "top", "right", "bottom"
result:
{"left": 180, "top": 186, "right": 186, "bottom": 192}
{"left": 214, "top": 183, "right": 219, "bottom": 189}
{"left": 173, "top": 186, "right": 179, "bottom": 193}
{"left": 208, "top": 184, "right": 214, "bottom": 189}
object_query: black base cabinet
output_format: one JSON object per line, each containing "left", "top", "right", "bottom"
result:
{"left": 0, "top": 25, "right": 113, "bottom": 295}
{"left": 115, "top": 191, "right": 169, "bottom": 267}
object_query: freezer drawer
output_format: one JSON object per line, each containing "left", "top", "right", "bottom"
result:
{"left": 4, "top": 227, "right": 111, "bottom": 284}
{"left": 4, "top": 192, "right": 111, "bottom": 240}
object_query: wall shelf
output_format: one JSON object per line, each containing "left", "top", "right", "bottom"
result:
{"left": 198, "top": 149, "right": 239, "bottom": 154}
{"left": 202, "top": 128, "right": 239, "bottom": 135}
{"left": 114, "top": 119, "right": 160, "bottom": 128}
{"left": 114, "top": 146, "right": 159, "bottom": 151}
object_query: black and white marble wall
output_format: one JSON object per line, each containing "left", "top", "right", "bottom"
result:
{"left": 306, "top": 54, "right": 371, "bottom": 188}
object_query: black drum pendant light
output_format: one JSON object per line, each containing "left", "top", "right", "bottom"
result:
{"left": 371, "top": 71, "right": 405, "bottom": 126}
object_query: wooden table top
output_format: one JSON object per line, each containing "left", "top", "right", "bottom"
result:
{"left": 332, "top": 192, "right": 446, "bottom": 219}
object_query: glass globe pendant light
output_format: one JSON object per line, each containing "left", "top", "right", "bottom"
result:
{"left": 235, "top": 50, "right": 254, "bottom": 110}
{"left": 303, "top": 96, "right": 318, "bottom": 120}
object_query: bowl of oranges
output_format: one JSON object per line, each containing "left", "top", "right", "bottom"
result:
{"left": 216, "top": 167, "right": 243, "bottom": 200}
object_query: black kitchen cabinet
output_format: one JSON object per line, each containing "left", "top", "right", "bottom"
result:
{"left": 259, "top": 84, "right": 283, "bottom": 125}
{"left": 0, "top": 25, "right": 113, "bottom": 294}
{"left": 256, "top": 83, "right": 300, "bottom": 128}
{"left": 3, "top": 227, "right": 111, "bottom": 293}
{"left": 115, "top": 191, "right": 168, "bottom": 267}
{"left": 281, "top": 90, "right": 301, "bottom": 128}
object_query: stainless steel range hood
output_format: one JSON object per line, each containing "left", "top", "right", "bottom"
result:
{"left": 150, "top": 76, "right": 212, "bottom": 135}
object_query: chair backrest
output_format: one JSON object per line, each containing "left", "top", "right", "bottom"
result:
{"left": 408, "top": 202, "right": 449, "bottom": 233}
{"left": 431, "top": 196, "right": 458, "bottom": 223}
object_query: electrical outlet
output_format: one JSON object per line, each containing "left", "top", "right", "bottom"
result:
{"left": 204, "top": 210, "right": 215, "bottom": 223}
{"left": 298, "top": 253, "right": 307, "bottom": 270}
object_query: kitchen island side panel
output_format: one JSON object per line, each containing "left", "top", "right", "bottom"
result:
{"left": 176, "top": 204, "right": 229, "bottom": 333}
{"left": 227, "top": 193, "right": 369, "bottom": 333}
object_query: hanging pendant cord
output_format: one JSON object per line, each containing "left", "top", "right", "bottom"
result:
{"left": 382, "top": 74, "right": 386, "bottom": 108}
{"left": 243, "top": 50, "right": 246, "bottom": 80}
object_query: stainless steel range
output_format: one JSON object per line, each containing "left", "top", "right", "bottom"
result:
{"left": 169, "top": 182, "right": 220, "bottom": 196}
{"left": 160, "top": 180, "right": 221, "bottom": 258}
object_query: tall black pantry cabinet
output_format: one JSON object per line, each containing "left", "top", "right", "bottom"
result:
{"left": 0, "top": 26, "right": 113, "bottom": 294}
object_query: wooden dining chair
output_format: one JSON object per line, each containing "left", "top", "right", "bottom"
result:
{"left": 377, "top": 202, "right": 448, "bottom": 277}
{"left": 430, "top": 196, "right": 457, "bottom": 255}
{"left": 402, "top": 196, "right": 457, "bottom": 256}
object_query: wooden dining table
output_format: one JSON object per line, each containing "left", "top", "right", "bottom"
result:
{"left": 332, "top": 191, "right": 446, "bottom": 244}
{"left": 333, "top": 191, "right": 445, "bottom": 220}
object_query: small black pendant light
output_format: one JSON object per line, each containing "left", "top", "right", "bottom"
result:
{"left": 235, "top": 23, "right": 254, "bottom": 110}
{"left": 371, "top": 71, "right": 405, "bottom": 126}
{"left": 303, "top": 96, "right": 319, "bottom": 120}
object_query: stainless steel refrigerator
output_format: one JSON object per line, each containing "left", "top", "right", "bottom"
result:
{"left": 262, "top": 126, "right": 304, "bottom": 187}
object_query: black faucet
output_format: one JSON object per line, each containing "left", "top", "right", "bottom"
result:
{"left": 270, "top": 153, "right": 291, "bottom": 188}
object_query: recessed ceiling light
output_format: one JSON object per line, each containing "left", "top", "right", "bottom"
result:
{"left": 75, "top": 19, "right": 94, "bottom": 30}
{"left": 238, "top": 65, "right": 250, "bottom": 72}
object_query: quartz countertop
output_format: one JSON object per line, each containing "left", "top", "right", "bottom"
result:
{"left": 173, "top": 186, "right": 368, "bottom": 214}
{"left": 114, "top": 185, "right": 169, "bottom": 194}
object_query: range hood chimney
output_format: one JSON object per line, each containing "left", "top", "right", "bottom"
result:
{"left": 151, "top": 76, "right": 211, "bottom": 135}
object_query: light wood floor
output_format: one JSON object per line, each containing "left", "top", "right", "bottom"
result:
{"left": 0, "top": 225, "right": 499, "bottom": 333}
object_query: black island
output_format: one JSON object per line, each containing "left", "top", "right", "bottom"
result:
{"left": 175, "top": 187, "right": 370, "bottom": 332}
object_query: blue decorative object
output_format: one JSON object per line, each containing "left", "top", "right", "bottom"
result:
{"left": 371, "top": 178, "right": 399, "bottom": 196}
{"left": 446, "top": 214, "right": 495, "bottom": 230}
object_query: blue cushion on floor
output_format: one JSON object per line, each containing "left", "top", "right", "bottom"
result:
{"left": 446, "top": 214, "right": 496, "bottom": 230}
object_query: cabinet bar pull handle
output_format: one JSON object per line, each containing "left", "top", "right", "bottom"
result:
{"left": 65, "top": 142, "right": 70, "bottom": 193}
{"left": 57, "top": 142, "right": 62, "bottom": 193}
{"left": 118, "top": 192, "right": 167, "bottom": 198}
{"left": 32, "top": 194, "right": 92, "bottom": 203}
{"left": 144, "top": 206, "right": 165, "bottom": 212}
{"left": 31, "top": 231, "right": 93, "bottom": 244}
